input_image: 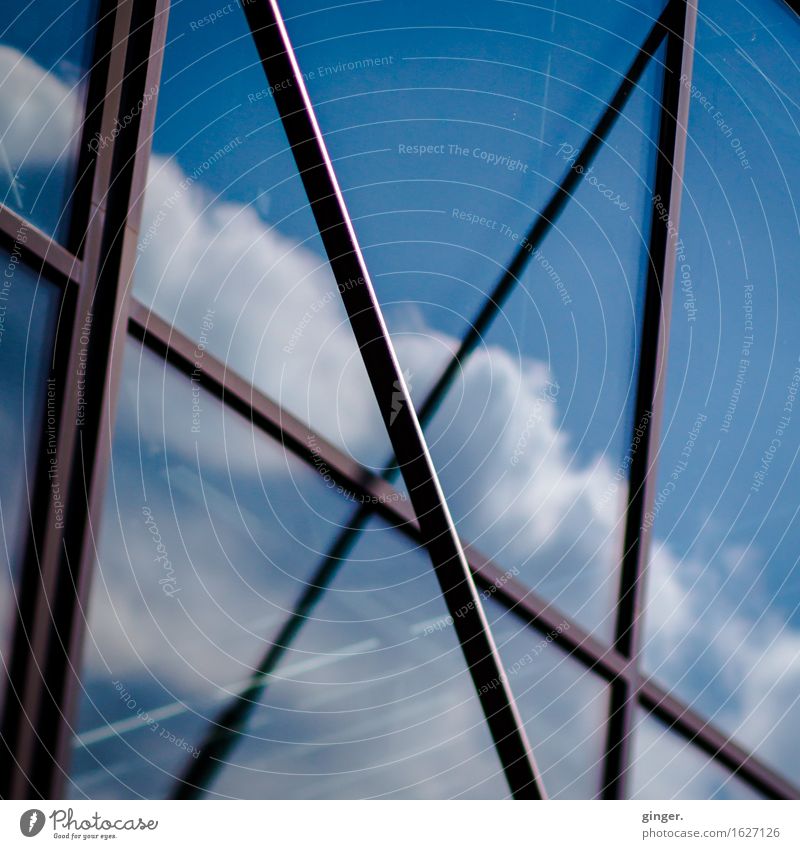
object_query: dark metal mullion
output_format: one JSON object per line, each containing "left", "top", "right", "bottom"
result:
{"left": 43, "top": 0, "right": 170, "bottom": 800}
{"left": 242, "top": 0, "right": 544, "bottom": 799}
{"left": 129, "top": 302, "right": 800, "bottom": 800}
{"left": 0, "top": 0, "right": 134, "bottom": 799}
{"left": 601, "top": 0, "right": 698, "bottom": 800}
{"left": 0, "top": 277, "right": 78, "bottom": 799}
{"left": 0, "top": 7, "right": 112, "bottom": 746}
{"left": 66, "top": 0, "right": 124, "bottom": 258}
{"left": 8, "top": 0, "right": 170, "bottom": 799}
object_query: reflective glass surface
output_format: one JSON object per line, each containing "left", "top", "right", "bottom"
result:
{"left": 483, "top": 596, "right": 609, "bottom": 798}
{"left": 641, "top": 0, "right": 800, "bottom": 786}
{"left": 133, "top": 1, "right": 393, "bottom": 472}
{"left": 422, "top": 55, "right": 663, "bottom": 640}
{"left": 69, "top": 340, "right": 506, "bottom": 798}
{"left": 206, "top": 516, "right": 507, "bottom": 800}
{"left": 630, "top": 710, "right": 761, "bottom": 800}
{"left": 0, "top": 1, "right": 99, "bottom": 241}
{"left": 0, "top": 249, "right": 61, "bottom": 714}
{"left": 54, "top": 0, "right": 800, "bottom": 803}
{"left": 284, "top": 0, "right": 667, "bottom": 365}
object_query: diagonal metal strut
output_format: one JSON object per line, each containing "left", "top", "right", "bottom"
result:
{"left": 172, "top": 1, "right": 675, "bottom": 800}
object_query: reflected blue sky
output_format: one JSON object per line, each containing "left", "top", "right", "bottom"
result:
{"left": 283, "top": 0, "right": 665, "bottom": 347}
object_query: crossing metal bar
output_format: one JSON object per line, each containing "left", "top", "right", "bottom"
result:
{"left": 130, "top": 299, "right": 800, "bottom": 802}
{"left": 237, "top": 0, "right": 545, "bottom": 800}
{"left": 601, "top": 0, "right": 698, "bottom": 800}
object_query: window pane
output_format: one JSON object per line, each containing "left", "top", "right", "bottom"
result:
{"left": 630, "top": 709, "right": 761, "bottom": 800}
{"left": 423, "top": 54, "right": 663, "bottom": 640}
{"left": 133, "top": 1, "right": 393, "bottom": 473}
{"left": 483, "top": 596, "right": 609, "bottom": 798}
{"left": 69, "top": 340, "right": 506, "bottom": 799}
{"left": 641, "top": 0, "right": 800, "bottom": 787}
{"left": 205, "top": 516, "right": 507, "bottom": 800}
{"left": 283, "top": 0, "right": 667, "bottom": 374}
{"left": 0, "top": 248, "right": 61, "bottom": 714}
{"left": 0, "top": 1, "right": 98, "bottom": 241}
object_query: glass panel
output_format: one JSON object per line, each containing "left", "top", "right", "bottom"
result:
{"left": 630, "top": 709, "right": 761, "bottom": 800}
{"left": 483, "top": 596, "right": 609, "bottom": 798}
{"left": 283, "top": 0, "right": 667, "bottom": 387}
{"left": 69, "top": 340, "right": 506, "bottom": 799}
{"left": 133, "top": 1, "right": 393, "bottom": 473}
{"left": 206, "top": 516, "right": 507, "bottom": 799}
{"left": 422, "top": 55, "right": 663, "bottom": 640}
{"left": 68, "top": 338, "right": 359, "bottom": 798}
{"left": 641, "top": 0, "right": 800, "bottom": 787}
{"left": 0, "top": 249, "right": 61, "bottom": 714}
{"left": 0, "top": 0, "right": 98, "bottom": 241}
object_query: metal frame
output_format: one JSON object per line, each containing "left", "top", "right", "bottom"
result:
{"left": 601, "top": 0, "right": 698, "bottom": 800}
{"left": 0, "top": 0, "right": 170, "bottom": 799}
{"left": 0, "top": 0, "right": 798, "bottom": 802}
{"left": 169, "top": 4, "right": 678, "bottom": 800}
{"left": 129, "top": 300, "right": 799, "bottom": 801}
{"left": 0, "top": 0, "right": 122, "bottom": 796}
{"left": 409, "top": 4, "right": 676, "bottom": 424}
{"left": 238, "top": 0, "right": 544, "bottom": 800}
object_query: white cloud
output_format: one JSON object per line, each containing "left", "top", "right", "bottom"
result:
{"left": 134, "top": 155, "right": 391, "bottom": 472}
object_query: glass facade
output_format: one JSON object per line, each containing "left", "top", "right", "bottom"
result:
{"left": 134, "top": 0, "right": 393, "bottom": 473}
{"left": 1, "top": 0, "right": 799, "bottom": 802}
{"left": 641, "top": 0, "right": 800, "bottom": 788}
{"left": 0, "top": 0, "right": 99, "bottom": 242}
